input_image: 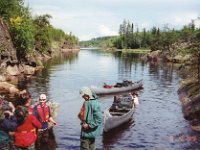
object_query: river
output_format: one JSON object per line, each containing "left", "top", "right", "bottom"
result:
{"left": 25, "top": 49, "right": 200, "bottom": 150}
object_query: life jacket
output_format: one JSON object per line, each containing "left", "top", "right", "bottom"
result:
{"left": 15, "top": 132, "right": 36, "bottom": 147}
{"left": 78, "top": 103, "right": 84, "bottom": 121}
{"left": 36, "top": 104, "right": 49, "bottom": 122}
{"left": 14, "top": 115, "right": 41, "bottom": 147}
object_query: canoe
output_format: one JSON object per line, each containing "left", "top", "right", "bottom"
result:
{"left": 103, "top": 94, "right": 136, "bottom": 132}
{"left": 90, "top": 80, "right": 143, "bottom": 95}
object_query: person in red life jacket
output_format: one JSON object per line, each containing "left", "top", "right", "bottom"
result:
{"left": 16, "top": 90, "right": 33, "bottom": 115}
{"left": 33, "top": 94, "right": 57, "bottom": 145}
{"left": 10, "top": 106, "right": 42, "bottom": 150}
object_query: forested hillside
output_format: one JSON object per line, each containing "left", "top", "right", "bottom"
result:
{"left": 79, "top": 36, "right": 117, "bottom": 48}
{"left": 0, "top": 0, "right": 79, "bottom": 62}
{"left": 81, "top": 19, "right": 200, "bottom": 51}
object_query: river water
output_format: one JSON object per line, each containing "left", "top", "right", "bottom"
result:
{"left": 25, "top": 49, "right": 200, "bottom": 150}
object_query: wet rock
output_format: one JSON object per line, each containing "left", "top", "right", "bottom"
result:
{"left": 0, "top": 75, "right": 6, "bottom": 82}
{"left": 178, "top": 79, "right": 200, "bottom": 123}
{"left": 6, "top": 65, "right": 20, "bottom": 76}
{"left": 23, "top": 65, "right": 36, "bottom": 75}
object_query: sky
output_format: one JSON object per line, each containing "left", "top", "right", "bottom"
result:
{"left": 24, "top": 0, "right": 200, "bottom": 41}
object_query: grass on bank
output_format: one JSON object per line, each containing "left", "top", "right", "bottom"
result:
{"left": 119, "top": 48, "right": 151, "bottom": 54}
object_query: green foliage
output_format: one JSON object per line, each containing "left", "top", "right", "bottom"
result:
{"left": 115, "top": 19, "right": 140, "bottom": 49}
{"left": 187, "top": 30, "right": 200, "bottom": 84}
{"left": 48, "top": 27, "right": 66, "bottom": 42}
{"left": 0, "top": 0, "right": 35, "bottom": 61}
{"left": 64, "top": 33, "right": 79, "bottom": 49}
{"left": 33, "top": 14, "right": 51, "bottom": 28}
{"left": 0, "top": 0, "right": 23, "bottom": 20}
{"left": 8, "top": 4, "right": 35, "bottom": 61}
{"left": 80, "top": 36, "right": 116, "bottom": 48}
{"left": 1, "top": 0, "right": 79, "bottom": 60}
{"left": 180, "top": 26, "right": 193, "bottom": 42}
{"left": 80, "top": 17, "right": 200, "bottom": 58}
{"left": 33, "top": 15, "right": 79, "bottom": 51}
{"left": 179, "top": 23, "right": 200, "bottom": 97}
{"left": 10, "top": 16, "right": 34, "bottom": 60}
{"left": 141, "top": 28, "right": 151, "bottom": 48}
{"left": 33, "top": 14, "right": 52, "bottom": 52}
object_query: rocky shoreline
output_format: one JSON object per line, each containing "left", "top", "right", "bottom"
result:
{"left": 143, "top": 49, "right": 200, "bottom": 131}
{"left": 0, "top": 48, "right": 79, "bottom": 96}
{"left": 177, "top": 78, "right": 200, "bottom": 131}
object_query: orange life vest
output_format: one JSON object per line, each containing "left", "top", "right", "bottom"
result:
{"left": 78, "top": 103, "right": 84, "bottom": 121}
{"left": 36, "top": 104, "right": 49, "bottom": 122}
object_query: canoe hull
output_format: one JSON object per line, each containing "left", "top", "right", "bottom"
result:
{"left": 103, "top": 107, "right": 134, "bottom": 132}
{"left": 90, "top": 80, "right": 143, "bottom": 95}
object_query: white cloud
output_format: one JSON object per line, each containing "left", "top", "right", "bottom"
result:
{"left": 79, "top": 34, "right": 95, "bottom": 41}
{"left": 24, "top": 0, "right": 200, "bottom": 40}
{"left": 155, "top": 12, "right": 199, "bottom": 29}
{"left": 98, "top": 25, "right": 118, "bottom": 37}
{"left": 195, "top": 19, "right": 200, "bottom": 28}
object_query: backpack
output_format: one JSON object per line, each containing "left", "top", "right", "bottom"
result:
{"left": 0, "top": 99, "right": 12, "bottom": 121}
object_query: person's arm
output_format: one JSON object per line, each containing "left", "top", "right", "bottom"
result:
{"left": 31, "top": 115, "right": 42, "bottom": 129}
{"left": 48, "top": 106, "right": 57, "bottom": 125}
{"left": 87, "top": 102, "right": 102, "bottom": 129}
{"left": 49, "top": 117, "right": 56, "bottom": 125}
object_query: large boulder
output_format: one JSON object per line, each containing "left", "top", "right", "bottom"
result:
{"left": 23, "top": 65, "right": 36, "bottom": 75}
{"left": 178, "top": 79, "right": 200, "bottom": 121}
{"left": 0, "top": 75, "right": 6, "bottom": 82}
{"left": 0, "top": 82, "right": 19, "bottom": 94}
{"left": 6, "top": 65, "right": 20, "bottom": 76}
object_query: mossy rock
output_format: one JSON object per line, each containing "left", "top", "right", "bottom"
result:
{"left": 35, "top": 59, "right": 43, "bottom": 67}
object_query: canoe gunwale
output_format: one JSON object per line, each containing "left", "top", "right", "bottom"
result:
{"left": 91, "top": 80, "right": 143, "bottom": 95}
{"left": 103, "top": 105, "right": 135, "bottom": 132}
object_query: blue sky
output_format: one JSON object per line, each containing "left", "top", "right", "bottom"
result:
{"left": 24, "top": 0, "right": 200, "bottom": 41}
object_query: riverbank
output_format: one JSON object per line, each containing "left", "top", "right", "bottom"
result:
{"left": 178, "top": 78, "right": 200, "bottom": 131}
{"left": 117, "top": 48, "right": 151, "bottom": 54}
{"left": 117, "top": 48, "right": 191, "bottom": 63}
{"left": 141, "top": 48, "right": 200, "bottom": 132}
{"left": 0, "top": 48, "right": 79, "bottom": 96}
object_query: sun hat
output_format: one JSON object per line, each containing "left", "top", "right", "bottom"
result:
{"left": 39, "top": 94, "right": 46, "bottom": 100}
{"left": 80, "top": 87, "right": 93, "bottom": 98}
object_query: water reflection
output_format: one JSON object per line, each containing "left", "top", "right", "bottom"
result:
{"left": 36, "top": 128, "right": 57, "bottom": 150}
{"left": 102, "top": 120, "right": 135, "bottom": 149}
{"left": 18, "top": 51, "right": 79, "bottom": 99}
{"left": 112, "top": 52, "right": 145, "bottom": 81}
